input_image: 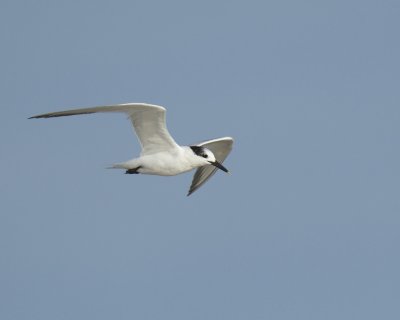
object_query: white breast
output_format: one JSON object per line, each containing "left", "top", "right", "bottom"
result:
{"left": 136, "top": 147, "right": 203, "bottom": 176}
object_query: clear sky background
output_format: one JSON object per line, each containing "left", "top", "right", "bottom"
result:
{"left": 1, "top": 1, "right": 399, "bottom": 319}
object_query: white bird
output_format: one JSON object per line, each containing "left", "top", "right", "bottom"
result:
{"left": 29, "top": 103, "right": 233, "bottom": 196}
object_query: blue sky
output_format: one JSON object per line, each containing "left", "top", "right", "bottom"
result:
{"left": 1, "top": 1, "right": 399, "bottom": 319}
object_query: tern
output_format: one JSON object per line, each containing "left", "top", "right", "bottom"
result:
{"left": 29, "top": 103, "right": 233, "bottom": 195}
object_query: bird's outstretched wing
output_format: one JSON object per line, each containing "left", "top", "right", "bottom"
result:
{"left": 29, "top": 103, "right": 180, "bottom": 155}
{"left": 188, "top": 137, "right": 233, "bottom": 196}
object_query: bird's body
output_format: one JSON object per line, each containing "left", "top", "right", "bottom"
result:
{"left": 112, "top": 146, "right": 206, "bottom": 176}
{"left": 30, "top": 103, "right": 233, "bottom": 195}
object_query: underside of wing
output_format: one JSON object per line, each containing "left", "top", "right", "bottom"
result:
{"left": 29, "top": 103, "right": 180, "bottom": 154}
{"left": 187, "top": 137, "right": 233, "bottom": 196}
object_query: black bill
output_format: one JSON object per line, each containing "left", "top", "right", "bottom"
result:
{"left": 209, "top": 160, "right": 229, "bottom": 173}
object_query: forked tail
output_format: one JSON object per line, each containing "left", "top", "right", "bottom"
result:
{"left": 106, "top": 162, "right": 129, "bottom": 170}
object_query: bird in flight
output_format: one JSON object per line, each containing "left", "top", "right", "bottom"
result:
{"left": 29, "top": 103, "right": 233, "bottom": 196}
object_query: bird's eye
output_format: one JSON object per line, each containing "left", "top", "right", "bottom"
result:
{"left": 202, "top": 154, "right": 208, "bottom": 158}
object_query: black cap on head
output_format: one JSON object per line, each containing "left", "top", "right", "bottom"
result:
{"left": 190, "top": 146, "right": 206, "bottom": 157}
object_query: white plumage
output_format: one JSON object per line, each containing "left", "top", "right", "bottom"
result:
{"left": 30, "top": 103, "right": 233, "bottom": 196}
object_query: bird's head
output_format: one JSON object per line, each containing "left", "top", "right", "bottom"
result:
{"left": 190, "top": 146, "right": 229, "bottom": 173}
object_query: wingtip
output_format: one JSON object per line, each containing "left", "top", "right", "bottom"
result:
{"left": 187, "top": 187, "right": 197, "bottom": 196}
{"left": 28, "top": 115, "right": 47, "bottom": 119}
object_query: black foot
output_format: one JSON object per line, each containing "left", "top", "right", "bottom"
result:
{"left": 125, "top": 166, "right": 141, "bottom": 174}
